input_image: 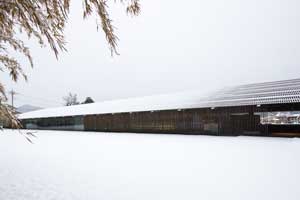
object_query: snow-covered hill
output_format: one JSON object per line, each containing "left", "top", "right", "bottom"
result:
{"left": 16, "top": 104, "right": 42, "bottom": 113}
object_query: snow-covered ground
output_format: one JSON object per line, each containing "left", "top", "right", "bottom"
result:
{"left": 0, "top": 129, "right": 299, "bottom": 200}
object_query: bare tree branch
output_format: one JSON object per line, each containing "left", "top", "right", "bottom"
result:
{"left": 0, "top": 0, "right": 140, "bottom": 129}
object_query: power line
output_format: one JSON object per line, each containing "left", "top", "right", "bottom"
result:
{"left": 16, "top": 96, "right": 60, "bottom": 107}
{"left": 18, "top": 94, "right": 62, "bottom": 105}
{"left": 6, "top": 90, "right": 63, "bottom": 108}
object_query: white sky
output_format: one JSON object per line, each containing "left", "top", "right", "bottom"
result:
{"left": 3, "top": 0, "right": 300, "bottom": 108}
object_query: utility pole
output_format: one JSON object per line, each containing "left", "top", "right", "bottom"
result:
{"left": 9, "top": 89, "right": 17, "bottom": 109}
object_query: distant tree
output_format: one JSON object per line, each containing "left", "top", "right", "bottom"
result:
{"left": 82, "top": 97, "right": 94, "bottom": 104}
{"left": 0, "top": 0, "right": 141, "bottom": 128}
{"left": 63, "top": 93, "right": 80, "bottom": 106}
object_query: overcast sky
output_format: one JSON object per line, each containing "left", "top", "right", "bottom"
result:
{"left": 3, "top": 0, "right": 300, "bottom": 108}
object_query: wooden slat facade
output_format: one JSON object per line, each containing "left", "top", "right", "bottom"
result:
{"left": 82, "top": 103, "right": 300, "bottom": 136}
{"left": 22, "top": 103, "right": 300, "bottom": 137}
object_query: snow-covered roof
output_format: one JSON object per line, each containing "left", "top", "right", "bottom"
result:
{"left": 18, "top": 78, "right": 300, "bottom": 119}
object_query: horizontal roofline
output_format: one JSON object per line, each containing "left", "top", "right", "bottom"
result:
{"left": 18, "top": 78, "right": 300, "bottom": 119}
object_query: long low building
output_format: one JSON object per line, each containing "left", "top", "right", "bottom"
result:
{"left": 19, "top": 78, "right": 300, "bottom": 137}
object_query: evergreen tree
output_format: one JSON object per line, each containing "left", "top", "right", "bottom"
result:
{"left": 82, "top": 97, "right": 95, "bottom": 104}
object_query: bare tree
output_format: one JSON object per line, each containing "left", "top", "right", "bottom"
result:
{"left": 0, "top": 0, "right": 141, "bottom": 127}
{"left": 63, "top": 93, "right": 80, "bottom": 106}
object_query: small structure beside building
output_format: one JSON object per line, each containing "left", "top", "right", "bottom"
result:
{"left": 19, "top": 78, "right": 300, "bottom": 137}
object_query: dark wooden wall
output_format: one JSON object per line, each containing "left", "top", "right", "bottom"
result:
{"left": 84, "top": 103, "right": 300, "bottom": 136}
{"left": 21, "top": 103, "right": 300, "bottom": 137}
{"left": 83, "top": 107, "right": 262, "bottom": 135}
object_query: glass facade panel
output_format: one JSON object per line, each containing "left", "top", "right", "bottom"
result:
{"left": 23, "top": 116, "right": 84, "bottom": 130}
{"left": 257, "top": 111, "right": 300, "bottom": 125}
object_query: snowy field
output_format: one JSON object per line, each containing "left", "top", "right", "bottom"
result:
{"left": 0, "top": 129, "right": 299, "bottom": 200}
